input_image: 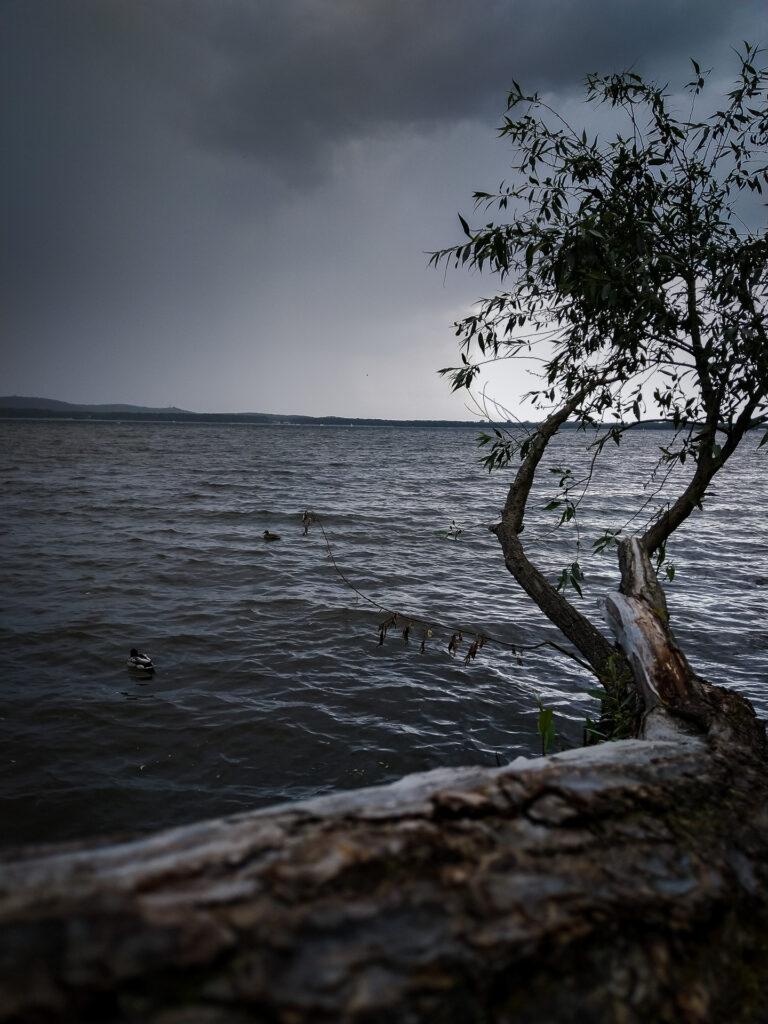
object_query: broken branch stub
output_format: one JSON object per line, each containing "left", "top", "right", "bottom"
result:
{"left": 605, "top": 537, "right": 765, "bottom": 753}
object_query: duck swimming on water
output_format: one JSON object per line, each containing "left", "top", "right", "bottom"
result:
{"left": 263, "top": 530, "right": 281, "bottom": 541}
{"left": 127, "top": 648, "right": 154, "bottom": 672}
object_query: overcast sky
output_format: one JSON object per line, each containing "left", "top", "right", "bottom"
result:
{"left": 1, "top": 1, "right": 765, "bottom": 417}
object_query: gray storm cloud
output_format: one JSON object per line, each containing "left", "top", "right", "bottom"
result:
{"left": 130, "top": 0, "right": 766, "bottom": 177}
{"left": 1, "top": 0, "right": 765, "bottom": 415}
{"left": 165, "top": 0, "right": 764, "bottom": 172}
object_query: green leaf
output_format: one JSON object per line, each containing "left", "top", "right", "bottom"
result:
{"left": 585, "top": 688, "right": 607, "bottom": 701}
{"left": 536, "top": 696, "right": 556, "bottom": 755}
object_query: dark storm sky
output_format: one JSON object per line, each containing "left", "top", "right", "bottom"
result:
{"left": 2, "top": 0, "right": 765, "bottom": 416}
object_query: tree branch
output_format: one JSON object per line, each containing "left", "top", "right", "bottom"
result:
{"left": 492, "top": 392, "right": 618, "bottom": 675}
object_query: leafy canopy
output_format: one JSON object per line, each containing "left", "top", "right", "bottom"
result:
{"left": 432, "top": 45, "right": 768, "bottom": 486}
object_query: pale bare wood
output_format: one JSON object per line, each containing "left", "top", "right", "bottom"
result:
{"left": 605, "top": 537, "right": 766, "bottom": 753}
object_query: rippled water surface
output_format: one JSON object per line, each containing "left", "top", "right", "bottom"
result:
{"left": 1, "top": 420, "right": 766, "bottom": 847}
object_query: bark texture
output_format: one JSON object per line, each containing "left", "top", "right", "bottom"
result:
{"left": 1, "top": 738, "right": 767, "bottom": 1024}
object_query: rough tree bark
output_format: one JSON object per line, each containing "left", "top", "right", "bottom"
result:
{"left": 1, "top": 542, "right": 766, "bottom": 1024}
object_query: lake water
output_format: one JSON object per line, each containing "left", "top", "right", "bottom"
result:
{"left": 1, "top": 420, "right": 766, "bottom": 848}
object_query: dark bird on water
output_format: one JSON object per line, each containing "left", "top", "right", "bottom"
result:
{"left": 127, "top": 648, "right": 154, "bottom": 672}
{"left": 263, "top": 530, "right": 281, "bottom": 541}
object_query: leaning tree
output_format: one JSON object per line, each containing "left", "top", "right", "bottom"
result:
{"left": 431, "top": 46, "right": 768, "bottom": 741}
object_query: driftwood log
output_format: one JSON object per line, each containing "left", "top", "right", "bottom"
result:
{"left": 1, "top": 539, "right": 766, "bottom": 1023}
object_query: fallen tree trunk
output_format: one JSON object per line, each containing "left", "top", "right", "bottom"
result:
{"left": 1, "top": 541, "right": 766, "bottom": 1023}
{"left": 2, "top": 737, "right": 767, "bottom": 1024}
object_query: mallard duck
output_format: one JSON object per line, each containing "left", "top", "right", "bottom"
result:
{"left": 127, "top": 648, "right": 154, "bottom": 672}
{"left": 263, "top": 530, "right": 281, "bottom": 541}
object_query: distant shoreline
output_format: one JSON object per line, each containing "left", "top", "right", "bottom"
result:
{"left": 0, "top": 397, "right": 681, "bottom": 430}
{"left": 0, "top": 407, "right": 508, "bottom": 428}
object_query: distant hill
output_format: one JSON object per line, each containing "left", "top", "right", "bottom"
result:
{"left": 0, "top": 395, "right": 499, "bottom": 427}
{"left": 0, "top": 395, "right": 192, "bottom": 415}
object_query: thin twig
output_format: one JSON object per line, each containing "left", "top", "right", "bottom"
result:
{"left": 308, "top": 512, "right": 598, "bottom": 676}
